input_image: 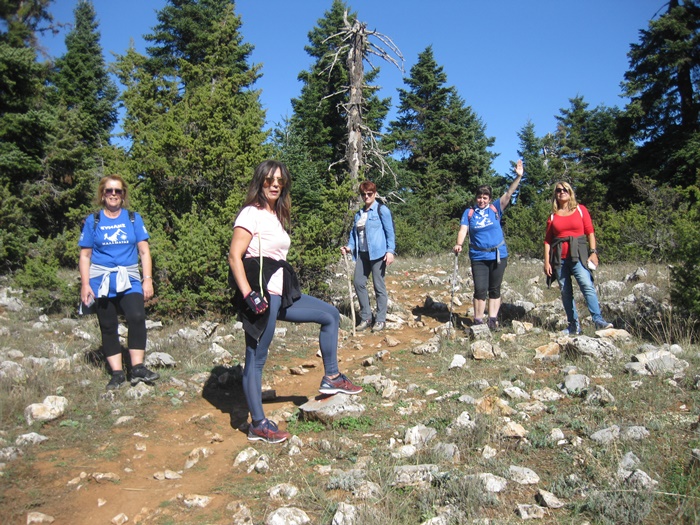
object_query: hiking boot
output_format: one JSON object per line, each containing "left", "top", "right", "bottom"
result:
{"left": 372, "top": 322, "right": 385, "bottom": 332}
{"left": 319, "top": 373, "right": 363, "bottom": 395}
{"left": 595, "top": 320, "right": 614, "bottom": 330}
{"left": 106, "top": 371, "right": 126, "bottom": 391}
{"left": 247, "top": 419, "right": 291, "bottom": 444}
{"left": 473, "top": 318, "right": 484, "bottom": 325}
{"left": 487, "top": 317, "right": 500, "bottom": 331}
{"left": 356, "top": 319, "right": 371, "bottom": 332}
{"left": 130, "top": 364, "right": 160, "bottom": 386}
{"left": 561, "top": 321, "right": 582, "bottom": 336}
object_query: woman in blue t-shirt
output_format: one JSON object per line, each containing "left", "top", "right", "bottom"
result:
{"left": 79, "top": 175, "right": 159, "bottom": 391}
{"left": 453, "top": 160, "right": 524, "bottom": 330}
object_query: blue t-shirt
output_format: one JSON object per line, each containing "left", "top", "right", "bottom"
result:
{"left": 79, "top": 209, "right": 150, "bottom": 297}
{"left": 460, "top": 200, "right": 508, "bottom": 261}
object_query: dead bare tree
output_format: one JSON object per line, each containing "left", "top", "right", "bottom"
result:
{"left": 323, "top": 11, "right": 404, "bottom": 192}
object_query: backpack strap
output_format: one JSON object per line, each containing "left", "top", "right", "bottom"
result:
{"left": 93, "top": 209, "right": 136, "bottom": 232}
{"left": 468, "top": 203, "right": 499, "bottom": 221}
{"left": 549, "top": 206, "right": 583, "bottom": 222}
{"left": 376, "top": 202, "right": 386, "bottom": 229}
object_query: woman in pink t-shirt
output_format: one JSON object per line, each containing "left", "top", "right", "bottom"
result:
{"left": 544, "top": 181, "right": 613, "bottom": 335}
{"left": 228, "top": 160, "right": 361, "bottom": 444}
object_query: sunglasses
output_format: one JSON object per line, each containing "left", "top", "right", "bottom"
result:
{"left": 264, "top": 177, "right": 285, "bottom": 188}
{"left": 360, "top": 192, "right": 374, "bottom": 197}
{"left": 104, "top": 188, "right": 124, "bottom": 195}
{"left": 555, "top": 187, "right": 569, "bottom": 194}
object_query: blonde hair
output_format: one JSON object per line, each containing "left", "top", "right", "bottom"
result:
{"left": 96, "top": 175, "right": 129, "bottom": 208}
{"left": 551, "top": 181, "right": 578, "bottom": 213}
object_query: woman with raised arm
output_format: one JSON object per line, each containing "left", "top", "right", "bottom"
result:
{"left": 453, "top": 160, "right": 524, "bottom": 330}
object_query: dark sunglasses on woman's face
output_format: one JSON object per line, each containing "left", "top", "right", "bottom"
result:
{"left": 361, "top": 192, "right": 374, "bottom": 197}
{"left": 104, "top": 188, "right": 124, "bottom": 195}
{"left": 555, "top": 187, "right": 569, "bottom": 194}
{"left": 264, "top": 177, "right": 285, "bottom": 188}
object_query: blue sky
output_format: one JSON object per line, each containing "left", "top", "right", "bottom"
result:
{"left": 41, "top": 0, "right": 663, "bottom": 176}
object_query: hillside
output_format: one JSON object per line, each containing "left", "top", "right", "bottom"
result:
{"left": 1, "top": 256, "right": 699, "bottom": 525}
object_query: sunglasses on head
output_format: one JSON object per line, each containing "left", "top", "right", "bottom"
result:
{"left": 555, "top": 187, "right": 569, "bottom": 194}
{"left": 104, "top": 188, "right": 124, "bottom": 195}
{"left": 361, "top": 192, "right": 374, "bottom": 197}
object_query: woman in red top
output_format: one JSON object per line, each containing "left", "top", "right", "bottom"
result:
{"left": 544, "top": 181, "right": 613, "bottom": 334}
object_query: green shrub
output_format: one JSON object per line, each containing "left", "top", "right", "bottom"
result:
{"left": 13, "top": 237, "right": 75, "bottom": 314}
{"left": 149, "top": 206, "right": 233, "bottom": 317}
{"left": 670, "top": 185, "right": 700, "bottom": 322}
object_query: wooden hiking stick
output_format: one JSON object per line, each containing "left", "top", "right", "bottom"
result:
{"left": 448, "top": 252, "right": 459, "bottom": 338}
{"left": 343, "top": 253, "right": 356, "bottom": 336}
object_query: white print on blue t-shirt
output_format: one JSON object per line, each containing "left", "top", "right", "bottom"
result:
{"left": 471, "top": 207, "right": 494, "bottom": 230}
{"left": 102, "top": 224, "right": 129, "bottom": 244}
{"left": 459, "top": 201, "right": 508, "bottom": 262}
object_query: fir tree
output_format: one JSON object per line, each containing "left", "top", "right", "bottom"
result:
{"left": 114, "top": 0, "right": 267, "bottom": 314}
{"left": 622, "top": 0, "right": 700, "bottom": 186}
{"left": 382, "top": 46, "right": 496, "bottom": 254}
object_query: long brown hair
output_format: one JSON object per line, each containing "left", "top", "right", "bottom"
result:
{"left": 551, "top": 181, "right": 578, "bottom": 213}
{"left": 96, "top": 175, "right": 129, "bottom": 208}
{"left": 242, "top": 160, "right": 292, "bottom": 230}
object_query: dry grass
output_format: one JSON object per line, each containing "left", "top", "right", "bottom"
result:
{"left": 0, "top": 257, "right": 699, "bottom": 524}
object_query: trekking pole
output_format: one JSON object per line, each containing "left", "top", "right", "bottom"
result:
{"left": 343, "top": 253, "right": 356, "bottom": 336}
{"left": 448, "top": 252, "right": 459, "bottom": 338}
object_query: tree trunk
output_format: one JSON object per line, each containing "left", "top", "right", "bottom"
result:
{"left": 345, "top": 19, "right": 366, "bottom": 184}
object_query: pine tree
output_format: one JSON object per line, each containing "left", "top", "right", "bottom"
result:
{"left": 622, "top": 0, "right": 700, "bottom": 186}
{"left": 553, "top": 96, "right": 632, "bottom": 212}
{"left": 52, "top": 0, "right": 117, "bottom": 150}
{"left": 0, "top": 0, "right": 55, "bottom": 268}
{"left": 114, "top": 0, "right": 267, "bottom": 314}
{"left": 41, "top": 0, "right": 120, "bottom": 239}
{"left": 382, "top": 46, "right": 496, "bottom": 254}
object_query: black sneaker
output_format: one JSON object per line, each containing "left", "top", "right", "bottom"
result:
{"left": 106, "top": 371, "right": 126, "bottom": 391}
{"left": 130, "top": 364, "right": 160, "bottom": 386}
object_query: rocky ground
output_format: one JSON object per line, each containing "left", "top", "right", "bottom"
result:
{"left": 1, "top": 256, "right": 699, "bottom": 525}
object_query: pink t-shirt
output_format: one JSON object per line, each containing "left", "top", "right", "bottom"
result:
{"left": 234, "top": 206, "right": 290, "bottom": 295}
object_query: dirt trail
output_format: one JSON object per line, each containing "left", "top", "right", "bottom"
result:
{"left": 21, "top": 275, "right": 446, "bottom": 524}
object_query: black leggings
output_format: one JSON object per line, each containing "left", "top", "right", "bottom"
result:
{"left": 95, "top": 293, "right": 147, "bottom": 357}
{"left": 471, "top": 258, "right": 508, "bottom": 300}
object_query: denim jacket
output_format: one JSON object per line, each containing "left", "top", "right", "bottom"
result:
{"left": 347, "top": 202, "right": 396, "bottom": 261}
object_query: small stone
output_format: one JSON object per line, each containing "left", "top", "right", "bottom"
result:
{"left": 26, "top": 512, "right": 55, "bottom": 524}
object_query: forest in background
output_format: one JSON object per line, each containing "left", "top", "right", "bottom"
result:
{"left": 0, "top": 0, "right": 698, "bottom": 322}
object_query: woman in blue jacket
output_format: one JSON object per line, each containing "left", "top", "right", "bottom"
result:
{"left": 341, "top": 181, "right": 396, "bottom": 332}
{"left": 453, "top": 160, "right": 523, "bottom": 330}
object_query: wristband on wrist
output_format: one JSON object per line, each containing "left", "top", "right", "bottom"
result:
{"left": 588, "top": 249, "right": 598, "bottom": 255}
{"left": 143, "top": 275, "right": 152, "bottom": 280}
